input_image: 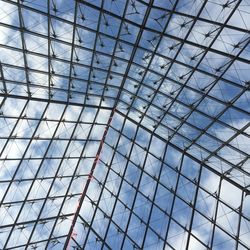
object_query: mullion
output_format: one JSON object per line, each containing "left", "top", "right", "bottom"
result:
{"left": 0, "top": 95, "right": 7, "bottom": 111}
{"left": 101, "top": 143, "right": 250, "bottom": 225}
{"left": 66, "top": 0, "right": 78, "bottom": 102}
{"left": 1, "top": 41, "right": 248, "bottom": 98}
{"left": 120, "top": 82, "right": 249, "bottom": 135}
{"left": 0, "top": 70, "right": 117, "bottom": 105}
{"left": 153, "top": 41, "right": 250, "bottom": 163}
{"left": 81, "top": 113, "right": 131, "bottom": 248}
{"left": 69, "top": 237, "right": 83, "bottom": 250}
{"left": 89, "top": 0, "right": 131, "bottom": 106}
{"left": 0, "top": 116, "right": 107, "bottom": 126}
{"left": 185, "top": 162, "right": 203, "bottom": 248}
{"left": 47, "top": 0, "right": 52, "bottom": 99}
{"left": 2, "top": 55, "right": 249, "bottom": 127}
{"left": 0, "top": 137, "right": 100, "bottom": 142}
{"left": 16, "top": 0, "right": 31, "bottom": 96}
{"left": 6, "top": 234, "right": 68, "bottom": 250}
{"left": 1, "top": 194, "right": 82, "bottom": 208}
{"left": 0, "top": 100, "right": 29, "bottom": 159}
{"left": 93, "top": 160, "right": 171, "bottom": 246}
{"left": 1, "top": 32, "right": 248, "bottom": 97}
{"left": 2, "top": 103, "right": 67, "bottom": 249}
{"left": 0, "top": 0, "right": 249, "bottom": 249}
{"left": 0, "top": 62, "right": 7, "bottom": 93}
{"left": 162, "top": 153, "right": 188, "bottom": 247}
{"left": 209, "top": 177, "right": 223, "bottom": 248}
{"left": 0, "top": 174, "right": 89, "bottom": 184}
{"left": 151, "top": 0, "right": 245, "bottom": 133}
{"left": 100, "top": 123, "right": 142, "bottom": 248}
{"left": 185, "top": 97, "right": 250, "bottom": 172}
{"left": 25, "top": 105, "right": 96, "bottom": 247}
{"left": 0, "top": 5, "right": 249, "bottom": 84}
{"left": 97, "top": 158, "right": 249, "bottom": 249}
{"left": 4, "top": 0, "right": 249, "bottom": 42}
{"left": 135, "top": 0, "right": 209, "bottom": 130}
{"left": 45, "top": 108, "right": 108, "bottom": 249}
{"left": 122, "top": 0, "right": 180, "bottom": 122}
{"left": 117, "top": 104, "right": 250, "bottom": 180}
{"left": 0, "top": 100, "right": 44, "bottom": 209}
{"left": 0, "top": 213, "right": 74, "bottom": 230}
{"left": 83, "top": 195, "right": 146, "bottom": 250}
{"left": 98, "top": 143, "right": 248, "bottom": 221}
{"left": 149, "top": 0, "right": 250, "bottom": 33}
{"left": 115, "top": 109, "right": 249, "bottom": 194}
{"left": 236, "top": 191, "right": 245, "bottom": 250}
{"left": 80, "top": 152, "right": 123, "bottom": 247}
{"left": 0, "top": 156, "right": 95, "bottom": 161}
{"left": 1, "top": 67, "right": 248, "bottom": 141}
{"left": 136, "top": 0, "right": 250, "bottom": 34}
{"left": 91, "top": 165, "right": 208, "bottom": 249}
{"left": 0, "top": 93, "right": 113, "bottom": 110}
{"left": 66, "top": 0, "right": 160, "bottom": 243}
{"left": 1, "top": 46, "right": 248, "bottom": 113}
{"left": 77, "top": 215, "right": 112, "bottom": 250}
{"left": 108, "top": 0, "right": 154, "bottom": 110}
{"left": 140, "top": 141, "right": 169, "bottom": 249}
{"left": 1, "top": 73, "right": 249, "bottom": 141}
{"left": 204, "top": 122, "right": 249, "bottom": 167}
{"left": 118, "top": 96, "right": 250, "bottom": 160}
{"left": 82, "top": 0, "right": 105, "bottom": 107}
{"left": 119, "top": 129, "right": 154, "bottom": 249}
{"left": 1, "top": 18, "right": 248, "bottom": 69}
{"left": 92, "top": 178, "right": 200, "bottom": 250}
{"left": 62, "top": 108, "right": 115, "bottom": 249}
{"left": 4, "top": 36, "right": 247, "bottom": 119}
{"left": 80, "top": 0, "right": 249, "bottom": 35}
{"left": 119, "top": 88, "right": 250, "bottom": 158}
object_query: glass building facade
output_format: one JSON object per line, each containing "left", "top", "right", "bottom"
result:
{"left": 0, "top": 0, "right": 249, "bottom": 249}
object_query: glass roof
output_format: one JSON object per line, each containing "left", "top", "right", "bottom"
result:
{"left": 0, "top": 0, "right": 249, "bottom": 249}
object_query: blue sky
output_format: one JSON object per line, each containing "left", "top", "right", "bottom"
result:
{"left": 0, "top": 0, "right": 250, "bottom": 249}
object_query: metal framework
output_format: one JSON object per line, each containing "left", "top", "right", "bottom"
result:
{"left": 0, "top": 0, "right": 249, "bottom": 249}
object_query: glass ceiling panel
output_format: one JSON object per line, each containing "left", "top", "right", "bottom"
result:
{"left": 0, "top": 0, "right": 249, "bottom": 249}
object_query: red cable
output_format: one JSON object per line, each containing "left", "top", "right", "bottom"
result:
{"left": 65, "top": 109, "right": 115, "bottom": 249}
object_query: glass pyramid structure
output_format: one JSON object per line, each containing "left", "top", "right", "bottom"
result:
{"left": 0, "top": 0, "right": 249, "bottom": 249}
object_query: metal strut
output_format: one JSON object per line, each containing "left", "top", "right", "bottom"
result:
{"left": 64, "top": 108, "right": 116, "bottom": 250}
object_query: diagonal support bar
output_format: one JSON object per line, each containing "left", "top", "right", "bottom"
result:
{"left": 64, "top": 108, "right": 116, "bottom": 249}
